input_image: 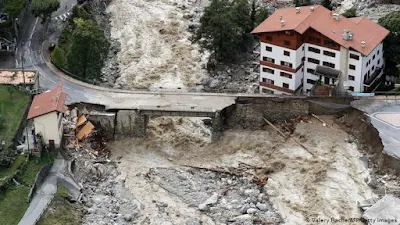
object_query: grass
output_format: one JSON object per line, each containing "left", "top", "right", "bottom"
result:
{"left": 0, "top": 85, "right": 30, "bottom": 149}
{"left": 0, "top": 152, "right": 55, "bottom": 225}
{"left": 37, "top": 184, "right": 83, "bottom": 225}
{"left": 0, "top": 154, "right": 26, "bottom": 186}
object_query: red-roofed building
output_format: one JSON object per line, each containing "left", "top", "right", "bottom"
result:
{"left": 252, "top": 5, "right": 389, "bottom": 95}
{"left": 28, "top": 83, "right": 67, "bottom": 148}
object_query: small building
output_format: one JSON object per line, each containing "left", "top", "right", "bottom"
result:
{"left": 252, "top": 5, "right": 390, "bottom": 95}
{"left": 27, "top": 83, "right": 67, "bottom": 148}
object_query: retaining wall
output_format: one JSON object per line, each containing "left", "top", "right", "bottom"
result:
{"left": 28, "top": 164, "right": 52, "bottom": 202}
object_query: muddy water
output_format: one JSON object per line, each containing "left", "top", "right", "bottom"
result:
{"left": 111, "top": 116, "right": 376, "bottom": 224}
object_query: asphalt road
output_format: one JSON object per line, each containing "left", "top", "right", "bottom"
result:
{"left": 14, "top": 5, "right": 237, "bottom": 113}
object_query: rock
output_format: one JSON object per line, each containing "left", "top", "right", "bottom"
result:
{"left": 246, "top": 208, "right": 258, "bottom": 214}
{"left": 183, "top": 13, "right": 194, "bottom": 19}
{"left": 256, "top": 202, "right": 268, "bottom": 211}
{"left": 198, "top": 192, "right": 219, "bottom": 211}
{"left": 185, "top": 218, "right": 201, "bottom": 225}
{"left": 124, "top": 214, "right": 132, "bottom": 222}
{"left": 228, "top": 214, "right": 253, "bottom": 222}
{"left": 209, "top": 79, "right": 220, "bottom": 88}
{"left": 188, "top": 22, "right": 200, "bottom": 31}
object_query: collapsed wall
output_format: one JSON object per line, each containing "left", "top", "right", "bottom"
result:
{"left": 340, "top": 110, "right": 400, "bottom": 175}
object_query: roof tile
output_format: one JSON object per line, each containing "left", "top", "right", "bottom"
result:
{"left": 27, "top": 83, "right": 67, "bottom": 119}
{"left": 252, "top": 5, "right": 389, "bottom": 55}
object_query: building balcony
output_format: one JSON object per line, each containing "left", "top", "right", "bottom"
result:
{"left": 364, "top": 66, "right": 384, "bottom": 92}
{"left": 310, "top": 65, "right": 341, "bottom": 96}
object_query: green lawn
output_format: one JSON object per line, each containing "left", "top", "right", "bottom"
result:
{"left": 0, "top": 153, "right": 54, "bottom": 225}
{"left": 37, "top": 184, "right": 84, "bottom": 225}
{"left": 0, "top": 85, "right": 30, "bottom": 148}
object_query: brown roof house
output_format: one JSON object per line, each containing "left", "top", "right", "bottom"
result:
{"left": 27, "top": 83, "right": 67, "bottom": 148}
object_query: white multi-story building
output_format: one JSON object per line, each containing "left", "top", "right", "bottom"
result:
{"left": 252, "top": 5, "right": 389, "bottom": 95}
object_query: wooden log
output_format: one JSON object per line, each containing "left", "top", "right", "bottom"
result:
{"left": 263, "top": 118, "right": 287, "bottom": 138}
{"left": 311, "top": 113, "right": 338, "bottom": 131}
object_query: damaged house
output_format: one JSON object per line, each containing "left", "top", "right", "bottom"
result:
{"left": 27, "top": 83, "right": 67, "bottom": 148}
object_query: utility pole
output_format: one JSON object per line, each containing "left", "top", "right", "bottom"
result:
{"left": 21, "top": 52, "right": 25, "bottom": 85}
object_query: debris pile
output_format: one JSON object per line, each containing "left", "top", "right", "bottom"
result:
{"left": 145, "top": 166, "right": 281, "bottom": 224}
{"left": 63, "top": 108, "right": 140, "bottom": 225}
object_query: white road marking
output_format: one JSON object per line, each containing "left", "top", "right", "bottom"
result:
{"left": 379, "top": 130, "right": 400, "bottom": 144}
{"left": 369, "top": 112, "right": 400, "bottom": 130}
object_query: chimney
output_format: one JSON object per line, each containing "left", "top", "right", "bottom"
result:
{"left": 296, "top": 7, "right": 300, "bottom": 13}
{"left": 280, "top": 20, "right": 285, "bottom": 27}
{"left": 310, "top": 7, "right": 315, "bottom": 12}
{"left": 342, "top": 29, "right": 353, "bottom": 41}
{"left": 361, "top": 41, "right": 366, "bottom": 48}
{"left": 332, "top": 13, "right": 340, "bottom": 21}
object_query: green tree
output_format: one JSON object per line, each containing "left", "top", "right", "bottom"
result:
{"left": 379, "top": 11, "right": 400, "bottom": 78}
{"left": 51, "top": 45, "right": 67, "bottom": 67}
{"left": 342, "top": 7, "right": 357, "bottom": 18}
{"left": 6, "top": 85, "right": 15, "bottom": 99}
{"left": 250, "top": 0, "right": 268, "bottom": 27}
{"left": 322, "top": 0, "right": 332, "bottom": 10}
{"left": 195, "top": 0, "right": 264, "bottom": 62}
{"left": 3, "top": 0, "right": 25, "bottom": 20}
{"left": 66, "top": 18, "right": 109, "bottom": 80}
{"left": 293, "top": 0, "right": 311, "bottom": 6}
{"left": 30, "top": 0, "right": 60, "bottom": 23}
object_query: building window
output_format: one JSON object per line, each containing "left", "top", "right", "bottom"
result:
{"left": 350, "top": 53, "right": 359, "bottom": 60}
{"left": 266, "top": 36, "right": 272, "bottom": 41}
{"left": 348, "top": 86, "right": 354, "bottom": 91}
{"left": 262, "top": 67, "right": 275, "bottom": 74}
{"left": 265, "top": 46, "right": 272, "bottom": 51}
{"left": 302, "top": 57, "right": 305, "bottom": 62}
{"left": 263, "top": 57, "right": 275, "bottom": 63}
{"left": 377, "top": 50, "right": 380, "bottom": 55}
{"left": 377, "top": 59, "right": 380, "bottom": 65}
{"left": 324, "top": 40, "right": 336, "bottom": 47}
{"left": 372, "top": 54, "right": 375, "bottom": 60}
{"left": 368, "top": 60, "right": 371, "bottom": 65}
{"left": 280, "top": 72, "right": 292, "bottom": 79}
{"left": 308, "top": 46, "right": 320, "bottom": 54}
{"left": 302, "top": 45, "right": 305, "bottom": 51}
{"left": 372, "top": 66, "right": 375, "bottom": 71}
{"left": 280, "top": 61, "right": 293, "bottom": 68}
{"left": 284, "top": 40, "right": 291, "bottom": 46}
{"left": 262, "top": 78, "right": 274, "bottom": 84}
{"left": 366, "top": 61, "right": 369, "bottom": 66}
{"left": 308, "top": 57, "right": 320, "bottom": 64}
{"left": 348, "top": 75, "right": 355, "bottom": 81}
{"left": 285, "top": 31, "right": 291, "bottom": 35}
{"left": 349, "top": 64, "right": 356, "bottom": 70}
{"left": 308, "top": 36, "right": 321, "bottom": 43}
{"left": 283, "top": 83, "right": 289, "bottom": 89}
{"left": 323, "top": 50, "right": 335, "bottom": 57}
{"left": 322, "top": 61, "right": 335, "bottom": 68}
{"left": 284, "top": 50, "right": 290, "bottom": 56}
{"left": 307, "top": 68, "right": 315, "bottom": 74}
{"left": 307, "top": 79, "right": 316, "bottom": 84}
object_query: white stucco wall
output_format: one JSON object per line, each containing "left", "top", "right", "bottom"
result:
{"left": 260, "top": 43, "right": 305, "bottom": 92}
{"left": 303, "top": 43, "right": 341, "bottom": 92}
{"left": 33, "top": 112, "right": 63, "bottom": 148}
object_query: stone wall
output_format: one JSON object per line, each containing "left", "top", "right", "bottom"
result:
{"left": 225, "top": 97, "right": 309, "bottom": 129}
{"left": 224, "top": 96, "right": 352, "bottom": 129}
{"left": 115, "top": 110, "right": 148, "bottom": 138}
{"left": 28, "top": 163, "right": 52, "bottom": 202}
